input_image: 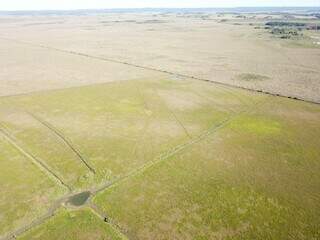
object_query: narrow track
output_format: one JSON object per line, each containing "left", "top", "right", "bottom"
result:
{"left": 0, "top": 96, "right": 269, "bottom": 240}
{"left": 0, "top": 125, "right": 71, "bottom": 192}
{"left": 1, "top": 195, "right": 128, "bottom": 240}
{"left": 0, "top": 36, "right": 319, "bottom": 105}
{"left": 168, "top": 108, "right": 192, "bottom": 139}
{"left": 1, "top": 192, "right": 80, "bottom": 240}
{"left": 3, "top": 212, "right": 54, "bottom": 240}
{"left": 2, "top": 202, "right": 61, "bottom": 240}
{"left": 27, "top": 112, "right": 96, "bottom": 174}
{"left": 93, "top": 96, "right": 269, "bottom": 195}
{"left": 152, "top": 87, "right": 192, "bottom": 139}
{"left": 88, "top": 203, "right": 129, "bottom": 239}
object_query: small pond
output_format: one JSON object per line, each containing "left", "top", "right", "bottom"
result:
{"left": 67, "top": 191, "right": 91, "bottom": 206}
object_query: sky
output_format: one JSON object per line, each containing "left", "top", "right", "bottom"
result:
{"left": 0, "top": 0, "right": 319, "bottom": 11}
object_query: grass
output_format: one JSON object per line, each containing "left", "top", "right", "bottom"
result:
{"left": 0, "top": 109, "right": 94, "bottom": 190}
{"left": 93, "top": 96, "right": 320, "bottom": 240}
{"left": 0, "top": 134, "right": 65, "bottom": 237}
{"left": 0, "top": 78, "right": 263, "bottom": 190}
{"left": 228, "top": 115, "right": 282, "bottom": 135}
{"left": 1, "top": 76, "right": 319, "bottom": 239}
{"left": 18, "top": 208, "right": 126, "bottom": 240}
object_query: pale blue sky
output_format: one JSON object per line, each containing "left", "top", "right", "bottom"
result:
{"left": 0, "top": 0, "right": 319, "bottom": 11}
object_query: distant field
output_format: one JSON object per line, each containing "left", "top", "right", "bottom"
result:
{"left": 0, "top": 11, "right": 320, "bottom": 102}
{"left": 0, "top": 76, "right": 319, "bottom": 239}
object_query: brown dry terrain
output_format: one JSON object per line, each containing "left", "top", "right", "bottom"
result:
{"left": 0, "top": 12, "right": 320, "bottom": 102}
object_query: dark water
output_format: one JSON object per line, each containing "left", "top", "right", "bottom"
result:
{"left": 1, "top": 7, "right": 319, "bottom": 16}
{"left": 67, "top": 191, "right": 91, "bottom": 206}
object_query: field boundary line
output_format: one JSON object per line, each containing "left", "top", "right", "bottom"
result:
{"left": 0, "top": 36, "right": 318, "bottom": 105}
{"left": 0, "top": 78, "right": 136, "bottom": 100}
{"left": 0, "top": 125, "right": 71, "bottom": 192}
{"left": 27, "top": 112, "right": 96, "bottom": 174}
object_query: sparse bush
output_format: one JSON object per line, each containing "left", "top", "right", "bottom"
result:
{"left": 266, "top": 21, "right": 306, "bottom": 27}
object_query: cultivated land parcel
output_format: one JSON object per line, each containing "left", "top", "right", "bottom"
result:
{"left": 0, "top": 9, "right": 320, "bottom": 240}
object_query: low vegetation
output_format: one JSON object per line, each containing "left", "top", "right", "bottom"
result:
{"left": 266, "top": 21, "right": 306, "bottom": 27}
{"left": 265, "top": 21, "right": 319, "bottom": 41}
{"left": 0, "top": 134, "right": 65, "bottom": 237}
{"left": 1, "top": 74, "right": 319, "bottom": 239}
{"left": 94, "top": 97, "right": 320, "bottom": 240}
{"left": 237, "top": 73, "right": 270, "bottom": 82}
{"left": 0, "top": 9, "right": 319, "bottom": 239}
{"left": 18, "top": 208, "right": 126, "bottom": 240}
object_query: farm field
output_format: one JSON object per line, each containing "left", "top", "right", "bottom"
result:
{"left": 94, "top": 97, "right": 320, "bottom": 239}
{"left": 18, "top": 208, "right": 126, "bottom": 240}
{"left": 0, "top": 11, "right": 320, "bottom": 102}
{"left": 0, "top": 131, "right": 65, "bottom": 237}
{"left": 0, "top": 76, "right": 319, "bottom": 239}
{"left": 0, "top": 8, "right": 320, "bottom": 240}
{"left": 0, "top": 77, "right": 261, "bottom": 191}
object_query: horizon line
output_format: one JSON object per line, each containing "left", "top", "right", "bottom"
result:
{"left": 0, "top": 6, "right": 320, "bottom": 12}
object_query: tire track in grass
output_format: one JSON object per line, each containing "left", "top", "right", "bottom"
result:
{"left": 1, "top": 192, "right": 81, "bottom": 240}
{"left": 152, "top": 87, "right": 192, "bottom": 140}
{"left": 1, "top": 204, "right": 59, "bottom": 240}
{"left": 88, "top": 203, "right": 129, "bottom": 240}
{"left": 92, "top": 96, "right": 270, "bottom": 195}
{"left": 0, "top": 124, "right": 71, "bottom": 192}
{"left": 1, "top": 196, "right": 129, "bottom": 240}
{"left": 27, "top": 112, "right": 96, "bottom": 174}
{"left": 1, "top": 97, "right": 270, "bottom": 240}
{"left": 88, "top": 97, "right": 270, "bottom": 240}
{"left": 2, "top": 214, "right": 54, "bottom": 240}
{"left": 168, "top": 109, "right": 192, "bottom": 139}
{"left": 131, "top": 85, "right": 153, "bottom": 160}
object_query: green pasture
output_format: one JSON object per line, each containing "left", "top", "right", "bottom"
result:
{"left": 0, "top": 78, "right": 263, "bottom": 190}
{"left": 0, "top": 134, "right": 65, "bottom": 237}
{"left": 93, "top": 95, "right": 320, "bottom": 239}
{"left": 0, "top": 76, "right": 319, "bottom": 239}
{"left": 18, "top": 208, "right": 126, "bottom": 240}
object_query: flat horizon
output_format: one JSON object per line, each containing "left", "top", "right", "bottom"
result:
{"left": 1, "top": 6, "right": 320, "bottom": 12}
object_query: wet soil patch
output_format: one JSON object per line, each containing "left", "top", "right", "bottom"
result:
{"left": 67, "top": 191, "right": 91, "bottom": 206}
